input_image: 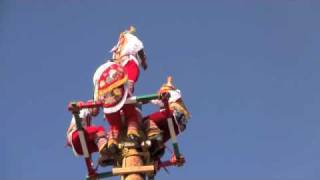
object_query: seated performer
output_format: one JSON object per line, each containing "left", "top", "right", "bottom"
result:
{"left": 143, "top": 76, "right": 190, "bottom": 158}
{"left": 66, "top": 102, "right": 109, "bottom": 164}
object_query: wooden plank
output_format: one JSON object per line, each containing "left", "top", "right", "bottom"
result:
{"left": 112, "top": 165, "right": 155, "bottom": 176}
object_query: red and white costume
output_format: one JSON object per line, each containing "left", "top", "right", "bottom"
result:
{"left": 66, "top": 109, "right": 106, "bottom": 156}
{"left": 110, "top": 26, "right": 147, "bottom": 95}
{"left": 93, "top": 61, "right": 141, "bottom": 146}
{"left": 144, "top": 77, "right": 190, "bottom": 142}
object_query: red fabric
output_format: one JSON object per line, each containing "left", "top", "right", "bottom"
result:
{"left": 144, "top": 110, "right": 180, "bottom": 142}
{"left": 124, "top": 60, "right": 140, "bottom": 83}
{"left": 72, "top": 126, "right": 105, "bottom": 155}
{"left": 98, "top": 63, "right": 126, "bottom": 93}
{"left": 104, "top": 104, "right": 140, "bottom": 138}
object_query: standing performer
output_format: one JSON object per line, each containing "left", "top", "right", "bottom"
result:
{"left": 93, "top": 61, "right": 142, "bottom": 152}
{"left": 110, "top": 26, "right": 148, "bottom": 95}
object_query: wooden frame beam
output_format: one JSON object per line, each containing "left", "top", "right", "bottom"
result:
{"left": 112, "top": 165, "right": 155, "bottom": 176}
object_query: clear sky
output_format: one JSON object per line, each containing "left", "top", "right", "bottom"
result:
{"left": 1, "top": 1, "right": 320, "bottom": 180}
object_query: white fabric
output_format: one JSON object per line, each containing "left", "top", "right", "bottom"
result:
{"left": 150, "top": 99, "right": 164, "bottom": 107}
{"left": 150, "top": 89, "right": 182, "bottom": 107}
{"left": 93, "top": 61, "right": 114, "bottom": 87}
{"left": 122, "top": 33, "right": 143, "bottom": 56}
{"left": 115, "top": 33, "right": 144, "bottom": 56}
{"left": 110, "top": 33, "right": 143, "bottom": 67}
{"left": 92, "top": 61, "right": 115, "bottom": 101}
{"left": 169, "top": 89, "right": 182, "bottom": 103}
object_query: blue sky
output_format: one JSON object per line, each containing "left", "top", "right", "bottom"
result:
{"left": 1, "top": 1, "right": 320, "bottom": 180}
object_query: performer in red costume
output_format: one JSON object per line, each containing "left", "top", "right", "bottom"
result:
{"left": 143, "top": 76, "right": 190, "bottom": 158}
{"left": 110, "top": 26, "right": 147, "bottom": 95}
{"left": 93, "top": 61, "right": 141, "bottom": 152}
{"left": 66, "top": 103, "right": 108, "bottom": 158}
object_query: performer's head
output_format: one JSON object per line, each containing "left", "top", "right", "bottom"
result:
{"left": 159, "top": 76, "right": 176, "bottom": 94}
{"left": 110, "top": 26, "right": 148, "bottom": 70}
